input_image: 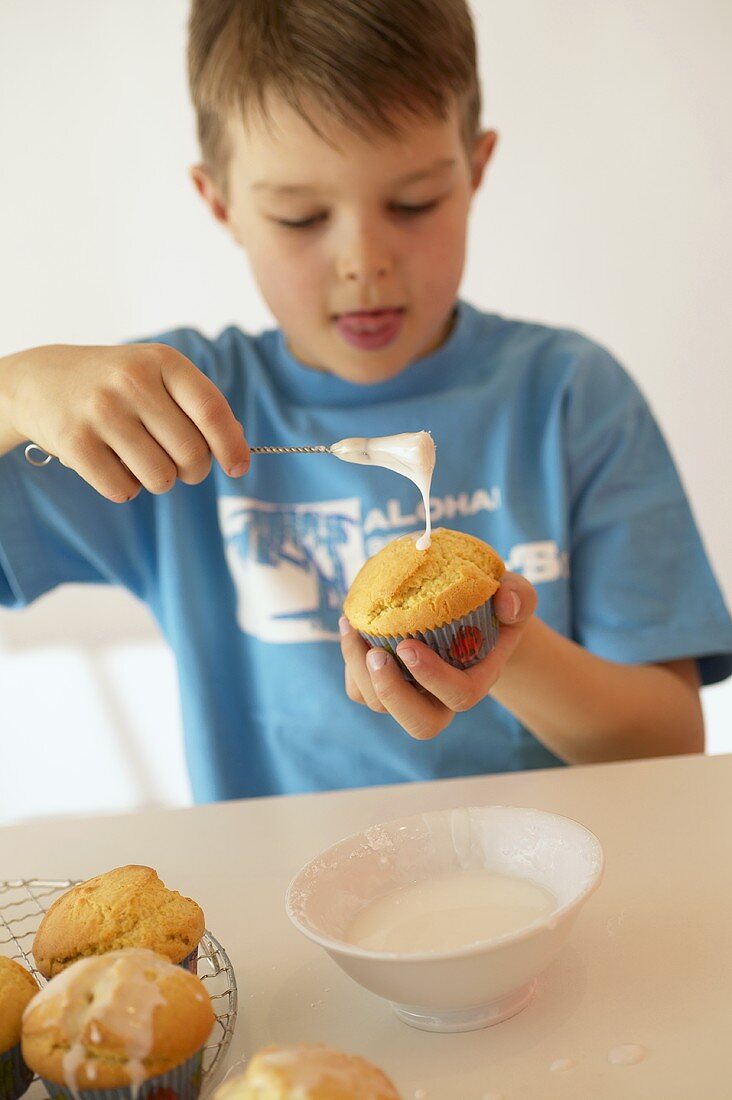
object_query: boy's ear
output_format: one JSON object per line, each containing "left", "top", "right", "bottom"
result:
{"left": 190, "top": 165, "right": 231, "bottom": 228}
{"left": 471, "top": 130, "right": 498, "bottom": 192}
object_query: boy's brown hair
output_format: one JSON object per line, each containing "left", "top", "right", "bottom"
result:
{"left": 188, "top": 0, "right": 481, "bottom": 189}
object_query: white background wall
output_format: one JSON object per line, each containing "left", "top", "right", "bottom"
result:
{"left": 1, "top": 1, "right": 729, "bottom": 825}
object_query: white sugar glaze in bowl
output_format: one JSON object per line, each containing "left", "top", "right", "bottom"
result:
{"left": 286, "top": 805, "right": 604, "bottom": 1032}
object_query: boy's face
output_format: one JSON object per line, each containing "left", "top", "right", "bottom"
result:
{"left": 194, "top": 96, "right": 495, "bottom": 384}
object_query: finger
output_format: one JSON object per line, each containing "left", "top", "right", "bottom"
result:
{"left": 396, "top": 575, "right": 537, "bottom": 712}
{"left": 57, "top": 430, "right": 142, "bottom": 504}
{"left": 339, "top": 617, "right": 387, "bottom": 712}
{"left": 102, "top": 418, "right": 178, "bottom": 495}
{"left": 345, "top": 667, "right": 366, "bottom": 706}
{"left": 393, "top": 640, "right": 478, "bottom": 712}
{"left": 492, "top": 571, "right": 537, "bottom": 625}
{"left": 137, "top": 402, "right": 212, "bottom": 486}
{"left": 365, "top": 646, "right": 453, "bottom": 740}
{"left": 159, "top": 351, "right": 250, "bottom": 477}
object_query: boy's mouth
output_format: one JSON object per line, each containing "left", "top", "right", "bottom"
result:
{"left": 333, "top": 308, "right": 405, "bottom": 351}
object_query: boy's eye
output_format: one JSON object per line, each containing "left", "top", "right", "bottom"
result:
{"left": 274, "top": 213, "right": 327, "bottom": 230}
{"left": 271, "top": 198, "right": 440, "bottom": 229}
{"left": 390, "top": 200, "right": 440, "bottom": 216}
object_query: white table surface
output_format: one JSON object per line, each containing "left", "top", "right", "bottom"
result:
{"left": 2, "top": 752, "right": 731, "bottom": 1100}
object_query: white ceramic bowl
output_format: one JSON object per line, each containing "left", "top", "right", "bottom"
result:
{"left": 286, "top": 805, "right": 603, "bottom": 1032}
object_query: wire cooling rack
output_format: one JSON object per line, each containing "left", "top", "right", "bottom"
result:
{"left": 0, "top": 878, "right": 238, "bottom": 1099}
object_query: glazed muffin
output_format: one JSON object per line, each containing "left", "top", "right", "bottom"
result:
{"left": 214, "top": 1044, "right": 401, "bottom": 1100}
{"left": 0, "top": 957, "right": 39, "bottom": 1100}
{"left": 32, "top": 866, "right": 205, "bottom": 979}
{"left": 344, "top": 528, "right": 504, "bottom": 675}
{"left": 22, "top": 948, "right": 214, "bottom": 1098}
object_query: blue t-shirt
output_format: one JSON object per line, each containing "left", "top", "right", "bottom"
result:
{"left": 1, "top": 301, "right": 730, "bottom": 800}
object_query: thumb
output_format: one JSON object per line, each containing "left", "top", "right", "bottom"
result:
{"left": 461, "top": 571, "right": 538, "bottom": 696}
{"left": 492, "top": 571, "right": 537, "bottom": 626}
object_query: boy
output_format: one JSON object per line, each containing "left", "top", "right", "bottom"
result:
{"left": 0, "top": 0, "right": 730, "bottom": 802}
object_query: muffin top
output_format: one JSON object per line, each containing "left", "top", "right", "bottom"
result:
{"left": 214, "top": 1044, "right": 401, "bottom": 1100}
{"left": 21, "top": 948, "right": 214, "bottom": 1090}
{"left": 33, "top": 865, "right": 205, "bottom": 978}
{"left": 0, "top": 956, "right": 38, "bottom": 1054}
{"left": 344, "top": 528, "right": 504, "bottom": 637}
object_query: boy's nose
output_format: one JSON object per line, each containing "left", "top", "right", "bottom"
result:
{"left": 339, "top": 259, "right": 390, "bottom": 282}
{"left": 336, "top": 230, "right": 393, "bottom": 283}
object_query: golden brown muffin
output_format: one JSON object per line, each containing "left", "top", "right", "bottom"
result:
{"left": 344, "top": 528, "right": 504, "bottom": 638}
{"left": 32, "top": 866, "right": 205, "bottom": 979}
{"left": 214, "top": 1044, "right": 401, "bottom": 1100}
{"left": 21, "top": 948, "right": 214, "bottom": 1090}
{"left": 0, "top": 957, "right": 38, "bottom": 1055}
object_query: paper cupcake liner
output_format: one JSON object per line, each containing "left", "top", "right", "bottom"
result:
{"left": 42, "top": 1048, "right": 204, "bottom": 1100}
{"left": 180, "top": 945, "right": 198, "bottom": 974}
{"left": 360, "top": 597, "right": 500, "bottom": 682}
{"left": 0, "top": 1043, "right": 34, "bottom": 1100}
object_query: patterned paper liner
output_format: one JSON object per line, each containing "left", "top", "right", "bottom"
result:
{"left": 41, "top": 1048, "right": 204, "bottom": 1100}
{"left": 0, "top": 1043, "right": 34, "bottom": 1100}
{"left": 359, "top": 597, "right": 500, "bottom": 682}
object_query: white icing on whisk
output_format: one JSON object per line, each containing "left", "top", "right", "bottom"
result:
{"left": 331, "top": 431, "right": 435, "bottom": 550}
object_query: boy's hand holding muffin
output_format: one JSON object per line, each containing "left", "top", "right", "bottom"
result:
{"left": 341, "top": 529, "right": 536, "bottom": 741}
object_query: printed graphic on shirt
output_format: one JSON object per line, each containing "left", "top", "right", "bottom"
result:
{"left": 219, "top": 496, "right": 364, "bottom": 642}
{"left": 219, "top": 490, "right": 566, "bottom": 643}
{"left": 364, "top": 487, "right": 502, "bottom": 553}
{"left": 506, "top": 541, "right": 570, "bottom": 585}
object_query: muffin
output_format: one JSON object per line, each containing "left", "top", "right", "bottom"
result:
{"left": 33, "top": 866, "right": 205, "bottom": 978}
{"left": 0, "top": 957, "right": 39, "bottom": 1100}
{"left": 21, "top": 948, "right": 214, "bottom": 1100}
{"left": 344, "top": 528, "right": 504, "bottom": 677}
{"left": 214, "top": 1044, "right": 401, "bottom": 1100}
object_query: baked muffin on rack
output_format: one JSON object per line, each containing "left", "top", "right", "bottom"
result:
{"left": 0, "top": 957, "right": 39, "bottom": 1100}
{"left": 213, "top": 1043, "right": 401, "bottom": 1100}
{"left": 32, "top": 865, "right": 205, "bottom": 978}
{"left": 344, "top": 528, "right": 504, "bottom": 678}
{"left": 22, "top": 948, "right": 214, "bottom": 1099}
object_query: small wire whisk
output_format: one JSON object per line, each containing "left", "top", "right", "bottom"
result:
{"left": 24, "top": 443, "right": 333, "bottom": 466}
{"left": 249, "top": 445, "right": 332, "bottom": 455}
